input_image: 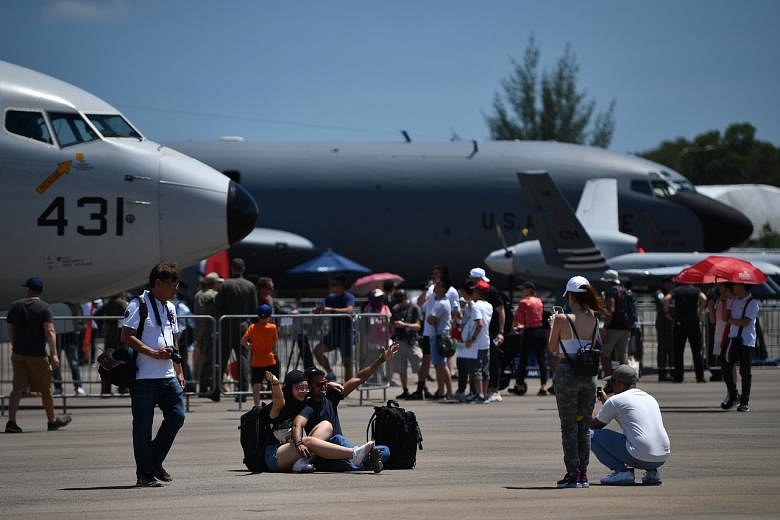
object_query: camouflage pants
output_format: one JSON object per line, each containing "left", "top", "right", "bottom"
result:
{"left": 554, "top": 361, "right": 596, "bottom": 474}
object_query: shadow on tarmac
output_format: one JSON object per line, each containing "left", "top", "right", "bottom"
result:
{"left": 61, "top": 485, "right": 139, "bottom": 490}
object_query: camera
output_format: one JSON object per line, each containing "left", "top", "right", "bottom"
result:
{"left": 170, "top": 350, "right": 183, "bottom": 364}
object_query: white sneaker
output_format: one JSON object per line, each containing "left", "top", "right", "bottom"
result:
{"left": 75, "top": 387, "right": 86, "bottom": 396}
{"left": 291, "top": 457, "right": 315, "bottom": 473}
{"left": 350, "top": 440, "right": 375, "bottom": 467}
{"left": 486, "top": 392, "right": 502, "bottom": 403}
{"left": 600, "top": 468, "right": 635, "bottom": 485}
{"left": 642, "top": 469, "right": 662, "bottom": 485}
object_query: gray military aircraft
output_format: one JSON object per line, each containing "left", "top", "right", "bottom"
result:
{"left": 0, "top": 60, "right": 258, "bottom": 307}
{"left": 484, "top": 172, "right": 780, "bottom": 293}
{"left": 170, "top": 139, "right": 753, "bottom": 287}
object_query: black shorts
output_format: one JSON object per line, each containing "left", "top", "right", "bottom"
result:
{"left": 419, "top": 335, "right": 431, "bottom": 356}
{"left": 251, "top": 363, "right": 279, "bottom": 384}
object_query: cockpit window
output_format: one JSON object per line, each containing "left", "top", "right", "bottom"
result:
{"left": 48, "top": 111, "right": 98, "bottom": 147}
{"left": 87, "top": 114, "right": 141, "bottom": 139}
{"left": 630, "top": 179, "right": 653, "bottom": 196}
{"left": 5, "top": 110, "right": 53, "bottom": 144}
{"left": 651, "top": 180, "right": 674, "bottom": 198}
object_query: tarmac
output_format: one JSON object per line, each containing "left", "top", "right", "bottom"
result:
{"left": 2, "top": 369, "right": 779, "bottom": 520}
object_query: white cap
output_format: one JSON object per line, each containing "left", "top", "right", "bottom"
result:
{"left": 563, "top": 275, "right": 590, "bottom": 297}
{"left": 601, "top": 269, "right": 621, "bottom": 284}
{"left": 468, "top": 267, "right": 490, "bottom": 283}
{"left": 370, "top": 288, "right": 384, "bottom": 298}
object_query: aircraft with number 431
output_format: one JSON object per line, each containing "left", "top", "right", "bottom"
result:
{"left": 0, "top": 60, "right": 258, "bottom": 308}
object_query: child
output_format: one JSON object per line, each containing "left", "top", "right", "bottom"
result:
{"left": 241, "top": 304, "right": 279, "bottom": 406}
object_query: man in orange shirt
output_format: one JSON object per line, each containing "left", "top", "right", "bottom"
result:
{"left": 241, "top": 304, "right": 278, "bottom": 406}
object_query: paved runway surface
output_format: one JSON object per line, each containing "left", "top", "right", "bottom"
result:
{"left": 2, "top": 369, "right": 779, "bottom": 519}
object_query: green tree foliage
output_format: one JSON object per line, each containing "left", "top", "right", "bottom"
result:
{"left": 485, "top": 37, "right": 615, "bottom": 148}
{"left": 639, "top": 123, "right": 780, "bottom": 186}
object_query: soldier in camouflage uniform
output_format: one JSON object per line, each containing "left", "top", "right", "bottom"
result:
{"left": 194, "top": 272, "right": 222, "bottom": 395}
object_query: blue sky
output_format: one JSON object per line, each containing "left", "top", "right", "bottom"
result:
{"left": 1, "top": 0, "right": 778, "bottom": 153}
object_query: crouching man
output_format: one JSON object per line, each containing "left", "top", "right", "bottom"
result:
{"left": 590, "top": 365, "right": 670, "bottom": 485}
{"left": 293, "top": 343, "right": 399, "bottom": 472}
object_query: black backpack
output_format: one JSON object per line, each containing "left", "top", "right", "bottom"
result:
{"left": 611, "top": 287, "right": 637, "bottom": 329}
{"left": 238, "top": 403, "right": 273, "bottom": 472}
{"left": 97, "top": 295, "right": 145, "bottom": 388}
{"left": 366, "top": 400, "right": 423, "bottom": 469}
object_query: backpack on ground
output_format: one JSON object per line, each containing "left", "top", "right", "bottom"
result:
{"left": 97, "top": 295, "right": 146, "bottom": 388}
{"left": 611, "top": 287, "right": 637, "bottom": 329}
{"left": 366, "top": 400, "right": 423, "bottom": 469}
{"left": 238, "top": 403, "right": 273, "bottom": 472}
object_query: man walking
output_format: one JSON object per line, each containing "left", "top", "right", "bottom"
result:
{"left": 664, "top": 282, "right": 707, "bottom": 383}
{"left": 600, "top": 270, "right": 632, "bottom": 389}
{"left": 194, "top": 272, "right": 222, "bottom": 396}
{"left": 721, "top": 283, "right": 760, "bottom": 412}
{"left": 121, "top": 262, "right": 186, "bottom": 486}
{"left": 5, "top": 277, "right": 72, "bottom": 433}
{"left": 591, "top": 365, "right": 670, "bottom": 485}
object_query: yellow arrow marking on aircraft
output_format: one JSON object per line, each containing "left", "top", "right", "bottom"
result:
{"left": 36, "top": 160, "right": 72, "bottom": 194}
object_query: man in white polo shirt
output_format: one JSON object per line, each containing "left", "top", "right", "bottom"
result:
{"left": 121, "top": 262, "right": 186, "bottom": 487}
{"left": 590, "top": 365, "right": 670, "bottom": 486}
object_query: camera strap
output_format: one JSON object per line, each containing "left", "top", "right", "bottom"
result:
{"left": 149, "top": 293, "right": 174, "bottom": 349}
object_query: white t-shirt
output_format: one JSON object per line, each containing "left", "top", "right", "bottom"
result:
{"left": 727, "top": 295, "right": 760, "bottom": 347}
{"left": 596, "top": 388, "right": 670, "bottom": 463}
{"left": 458, "top": 302, "right": 478, "bottom": 360}
{"left": 429, "top": 298, "right": 451, "bottom": 337}
{"left": 122, "top": 291, "right": 179, "bottom": 379}
{"left": 473, "top": 300, "right": 493, "bottom": 350}
{"left": 422, "top": 286, "right": 460, "bottom": 336}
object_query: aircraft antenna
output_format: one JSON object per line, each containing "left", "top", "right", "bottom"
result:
{"left": 467, "top": 140, "right": 479, "bottom": 159}
{"left": 401, "top": 130, "right": 412, "bottom": 143}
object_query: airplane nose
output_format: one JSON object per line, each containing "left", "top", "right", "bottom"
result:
{"left": 670, "top": 191, "right": 753, "bottom": 251}
{"left": 227, "top": 181, "right": 258, "bottom": 245}
{"left": 485, "top": 247, "right": 515, "bottom": 275}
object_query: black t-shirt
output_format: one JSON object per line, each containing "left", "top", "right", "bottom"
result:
{"left": 486, "top": 285, "right": 504, "bottom": 338}
{"left": 6, "top": 298, "right": 53, "bottom": 356}
{"left": 298, "top": 388, "right": 343, "bottom": 436}
{"left": 604, "top": 286, "right": 628, "bottom": 330}
{"left": 391, "top": 303, "right": 420, "bottom": 342}
{"left": 672, "top": 285, "right": 702, "bottom": 321}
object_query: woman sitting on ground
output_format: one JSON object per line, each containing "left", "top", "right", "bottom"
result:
{"left": 264, "top": 370, "right": 376, "bottom": 473}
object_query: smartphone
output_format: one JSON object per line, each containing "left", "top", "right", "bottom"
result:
{"left": 552, "top": 305, "right": 564, "bottom": 315}
{"left": 596, "top": 386, "right": 602, "bottom": 393}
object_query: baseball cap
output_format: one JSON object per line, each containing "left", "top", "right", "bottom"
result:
{"left": 22, "top": 276, "right": 43, "bottom": 292}
{"left": 257, "top": 303, "right": 273, "bottom": 317}
{"left": 393, "top": 289, "right": 407, "bottom": 302}
{"left": 601, "top": 269, "right": 621, "bottom": 284}
{"left": 563, "top": 275, "right": 590, "bottom": 297}
{"left": 370, "top": 288, "right": 385, "bottom": 299}
{"left": 205, "top": 272, "right": 224, "bottom": 283}
{"left": 468, "top": 267, "right": 490, "bottom": 282}
{"left": 521, "top": 281, "right": 536, "bottom": 291}
{"left": 604, "top": 365, "right": 638, "bottom": 385}
{"left": 474, "top": 279, "right": 490, "bottom": 292}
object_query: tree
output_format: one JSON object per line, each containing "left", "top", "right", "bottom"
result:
{"left": 639, "top": 122, "right": 780, "bottom": 186}
{"left": 485, "top": 37, "right": 616, "bottom": 148}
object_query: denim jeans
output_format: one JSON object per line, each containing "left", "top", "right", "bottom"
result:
{"left": 331, "top": 434, "right": 390, "bottom": 470}
{"left": 590, "top": 428, "right": 664, "bottom": 472}
{"left": 131, "top": 378, "right": 185, "bottom": 473}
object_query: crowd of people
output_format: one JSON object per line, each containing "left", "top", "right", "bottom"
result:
{"left": 2, "top": 259, "right": 763, "bottom": 488}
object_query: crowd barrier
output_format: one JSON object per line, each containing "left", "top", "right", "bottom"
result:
{"left": 1, "top": 302, "right": 776, "bottom": 414}
{"left": 0, "top": 312, "right": 391, "bottom": 413}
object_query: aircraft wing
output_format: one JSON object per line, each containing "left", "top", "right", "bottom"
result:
{"left": 518, "top": 172, "right": 609, "bottom": 270}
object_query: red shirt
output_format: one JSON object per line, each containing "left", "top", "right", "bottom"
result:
{"left": 513, "top": 296, "right": 543, "bottom": 328}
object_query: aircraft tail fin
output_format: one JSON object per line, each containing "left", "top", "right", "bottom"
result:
{"left": 518, "top": 171, "right": 609, "bottom": 271}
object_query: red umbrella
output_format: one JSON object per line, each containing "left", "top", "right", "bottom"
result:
{"left": 350, "top": 272, "right": 405, "bottom": 296}
{"left": 675, "top": 255, "right": 767, "bottom": 284}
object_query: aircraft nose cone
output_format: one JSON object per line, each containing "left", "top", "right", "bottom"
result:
{"left": 227, "top": 181, "right": 258, "bottom": 244}
{"left": 485, "top": 247, "right": 515, "bottom": 275}
{"left": 671, "top": 191, "right": 753, "bottom": 251}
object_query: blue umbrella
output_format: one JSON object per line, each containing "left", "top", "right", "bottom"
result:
{"left": 287, "top": 249, "right": 371, "bottom": 274}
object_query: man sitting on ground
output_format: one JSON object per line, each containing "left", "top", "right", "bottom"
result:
{"left": 292, "top": 343, "right": 399, "bottom": 471}
{"left": 590, "top": 365, "right": 670, "bottom": 486}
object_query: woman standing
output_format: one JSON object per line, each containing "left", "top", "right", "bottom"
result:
{"left": 511, "top": 281, "right": 548, "bottom": 396}
{"left": 548, "top": 276, "right": 605, "bottom": 488}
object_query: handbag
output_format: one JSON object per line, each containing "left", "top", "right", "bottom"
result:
{"left": 560, "top": 316, "right": 601, "bottom": 377}
{"left": 437, "top": 335, "right": 456, "bottom": 358}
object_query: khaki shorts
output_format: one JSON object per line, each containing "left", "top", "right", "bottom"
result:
{"left": 601, "top": 329, "right": 631, "bottom": 361}
{"left": 391, "top": 338, "right": 423, "bottom": 374}
{"left": 12, "top": 353, "right": 52, "bottom": 393}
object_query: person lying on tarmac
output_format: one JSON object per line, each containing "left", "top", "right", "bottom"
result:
{"left": 293, "top": 343, "right": 400, "bottom": 472}
{"left": 264, "top": 370, "right": 377, "bottom": 473}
